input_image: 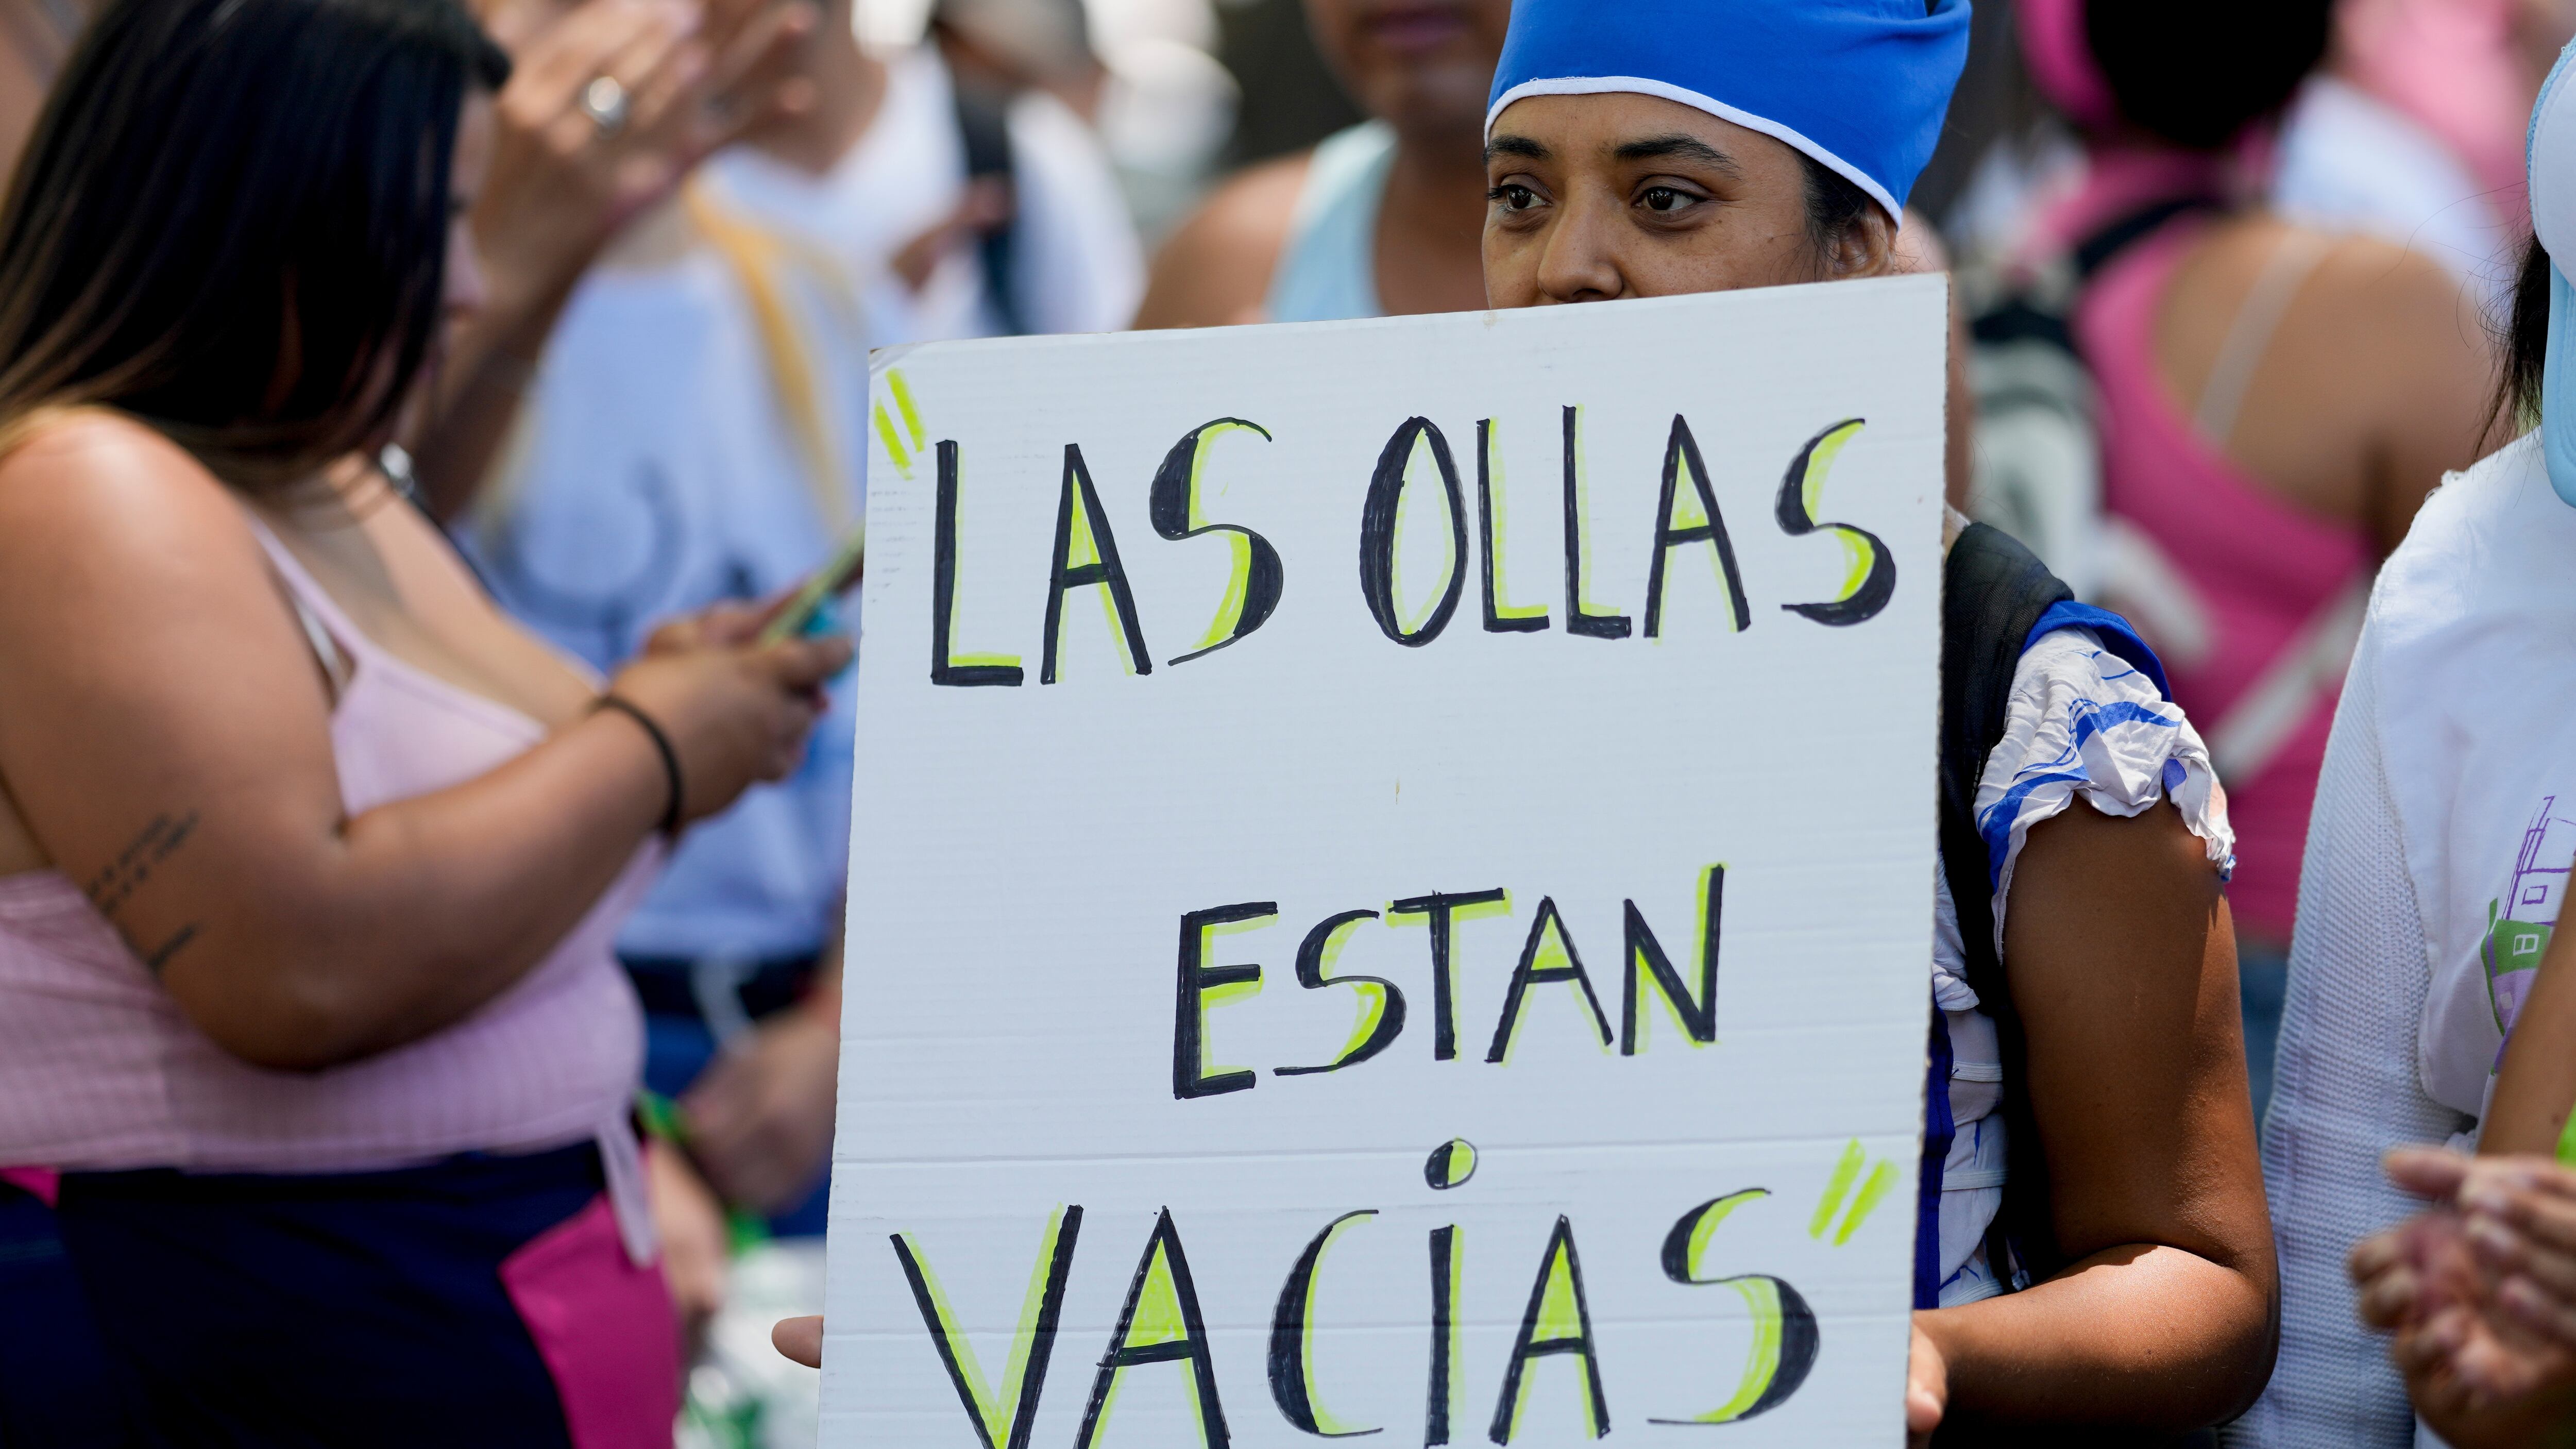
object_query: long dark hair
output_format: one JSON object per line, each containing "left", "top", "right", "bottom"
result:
{"left": 0, "top": 0, "right": 507, "bottom": 491}
{"left": 2501, "top": 236, "right": 2551, "bottom": 435}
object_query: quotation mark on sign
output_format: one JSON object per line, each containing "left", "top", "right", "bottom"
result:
{"left": 873, "top": 368, "right": 928, "bottom": 480}
{"left": 1808, "top": 1138, "right": 1897, "bottom": 1246}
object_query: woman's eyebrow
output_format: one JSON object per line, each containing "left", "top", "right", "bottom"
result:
{"left": 1485, "top": 134, "right": 1551, "bottom": 162}
{"left": 1610, "top": 134, "right": 1743, "bottom": 177}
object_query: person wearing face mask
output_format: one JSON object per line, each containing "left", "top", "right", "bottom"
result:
{"left": 2242, "top": 34, "right": 2576, "bottom": 1449}
{"left": 1134, "top": 0, "right": 1508, "bottom": 325}
{"left": 1479, "top": 3, "right": 2277, "bottom": 1443}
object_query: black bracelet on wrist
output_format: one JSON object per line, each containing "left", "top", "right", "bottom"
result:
{"left": 592, "top": 694, "right": 684, "bottom": 839}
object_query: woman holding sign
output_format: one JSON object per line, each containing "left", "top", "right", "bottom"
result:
{"left": 0, "top": 0, "right": 845, "bottom": 1439}
{"left": 1475, "top": 1, "right": 2276, "bottom": 1441}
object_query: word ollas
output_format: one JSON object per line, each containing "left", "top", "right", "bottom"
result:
{"left": 888, "top": 1194, "right": 1819, "bottom": 1448}
{"left": 1173, "top": 868, "right": 1725, "bottom": 1101}
{"left": 927, "top": 410, "right": 1891, "bottom": 686}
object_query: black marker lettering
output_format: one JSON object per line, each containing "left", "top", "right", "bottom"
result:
{"left": 1560, "top": 406, "right": 1631, "bottom": 640}
{"left": 1477, "top": 419, "right": 1547, "bottom": 633}
{"left": 1641, "top": 415, "right": 1752, "bottom": 637}
{"left": 1151, "top": 419, "right": 1282, "bottom": 666}
{"left": 1359, "top": 417, "right": 1468, "bottom": 647}
{"left": 1488, "top": 1217, "right": 1608, "bottom": 1443}
{"left": 931, "top": 441, "right": 1025, "bottom": 687}
{"left": 1042, "top": 444, "right": 1154, "bottom": 683}
{"left": 1387, "top": 890, "right": 1506, "bottom": 1062}
{"left": 1486, "top": 898, "right": 1612, "bottom": 1064}
{"left": 1651, "top": 1192, "right": 1819, "bottom": 1424}
{"left": 1275, "top": 909, "right": 1405, "bottom": 1076}
{"left": 1078, "top": 1208, "right": 1231, "bottom": 1449}
{"left": 1621, "top": 866, "right": 1723, "bottom": 1054}
{"left": 1268, "top": 1210, "right": 1381, "bottom": 1438}
{"left": 1174, "top": 902, "right": 1274, "bottom": 1099}
{"left": 1775, "top": 418, "right": 1895, "bottom": 627}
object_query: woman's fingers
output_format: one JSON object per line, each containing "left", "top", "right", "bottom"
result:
{"left": 2356, "top": 1261, "right": 2424, "bottom": 1329}
{"left": 773, "top": 1315, "right": 823, "bottom": 1369}
{"left": 2498, "top": 1271, "right": 2576, "bottom": 1350}
{"left": 517, "top": 0, "right": 667, "bottom": 117}
{"left": 689, "top": 0, "right": 817, "bottom": 148}
{"left": 1904, "top": 1321, "right": 1945, "bottom": 1449}
{"left": 759, "top": 634, "right": 854, "bottom": 693}
{"left": 2481, "top": 1175, "right": 2576, "bottom": 1258}
{"left": 2350, "top": 1228, "right": 2405, "bottom": 1282}
{"left": 2385, "top": 1147, "right": 2473, "bottom": 1201}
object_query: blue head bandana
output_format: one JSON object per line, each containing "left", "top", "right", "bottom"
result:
{"left": 1485, "top": 0, "right": 1973, "bottom": 221}
{"left": 2530, "top": 37, "right": 2576, "bottom": 505}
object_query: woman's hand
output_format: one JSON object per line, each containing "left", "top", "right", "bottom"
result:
{"left": 472, "top": 0, "right": 816, "bottom": 325}
{"left": 773, "top": 1314, "right": 822, "bottom": 1368}
{"left": 412, "top": 0, "right": 818, "bottom": 517}
{"left": 681, "top": 997, "right": 838, "bottom": 1212}
{"left": 603, "top": 627, "right": 849, "bottom": 825}
{"left": 2356, "top": 1150, "right": 2576, "bottom": 1445}
{"left": 1906, "top": 1317, "right": 1947, "bottom": 1448}
{"left": 646, "top": 1140, "right": 729, "bottom": 1353}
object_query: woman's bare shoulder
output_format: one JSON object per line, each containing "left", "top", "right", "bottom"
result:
{"left": 0, "top": 411, "right": 272, "bottom": 606}
{"left": 0, "top": 410, "right": 246, "bottom": 524}
{"left": 1132, "top": 153, "right": 1314, "bottom": 329}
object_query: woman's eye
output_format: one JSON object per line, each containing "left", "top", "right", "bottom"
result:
{"left": 1489, "top": 183, "right": 1540, "bottom": 212}
{"left": 1640, "top": 187, "right": 1693, "bottom": 214}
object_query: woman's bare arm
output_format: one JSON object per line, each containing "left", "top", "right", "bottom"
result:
{"left": 0, "top": 417, "right": 842, "bottom": 1070}
{"left": 1920, "top": 800, "right": 2277, "bottom": 1435}
{"left": 2482, "top": 920, "right": 2576, "bottom": 1155}
{"left": 1129, "top": 155, "right": 1307, "bottom": 329}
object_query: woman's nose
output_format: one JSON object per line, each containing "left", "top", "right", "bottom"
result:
{"left": 1533, "top": 201, "right": 1625, "bottom": 305}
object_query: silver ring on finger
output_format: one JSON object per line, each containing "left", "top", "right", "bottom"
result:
{"left": 578, "top": 74, "right": 631, "bottom": 136}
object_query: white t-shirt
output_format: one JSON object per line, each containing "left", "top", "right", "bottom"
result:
{"left": 462, "top": 47, "right": 1143, "bottom": 962}
{"left": 706, "top": 46, "right": 1145, "bottom": 343}
{"left": 2228, "top": 433, "right": 2576, "bottom": 1449}
{"left": 2273, "top": 75, "right": 2518, "bottom": 322}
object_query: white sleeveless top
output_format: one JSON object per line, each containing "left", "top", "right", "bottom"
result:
{"left": 1264, "top": 121, "right": 1396, "bottom": 324}
{"left": 2231, "top": 433, "right": 2576, "bottom": 1449}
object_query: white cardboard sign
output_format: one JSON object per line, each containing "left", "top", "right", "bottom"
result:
{"left": 824, "top": 275, "right": 1948, "bottom": 1447}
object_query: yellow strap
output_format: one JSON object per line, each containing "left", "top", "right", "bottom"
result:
{"left": 681, "top": 181, "right": 863, "bottom": 536}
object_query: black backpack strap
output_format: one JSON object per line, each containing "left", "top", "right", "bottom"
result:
{"left": 950, "top": 76, "right": 1027, "bottom": 336}
{"left": 1939, "top": 521, "right": 2074, "bottom": 1290}
{"left": 2070, "top": 194, "right": 2221, "bottom": 281}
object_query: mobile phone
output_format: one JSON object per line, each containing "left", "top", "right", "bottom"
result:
{"left": 757, "top": 524, "right": 867, "bottom": 645}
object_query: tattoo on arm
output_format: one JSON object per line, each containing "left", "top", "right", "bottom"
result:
{"left": 83, "top": 808, "right": 201, "bottom": 921}
{"left": 143, "top": 923, "right": 199, "bottom": 973}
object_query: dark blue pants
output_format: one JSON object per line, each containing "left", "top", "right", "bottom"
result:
{"left": 0, "top": 1183, "right": 127, "bottom": 1448}
{"left": 55, "top": 1145, "right": 602, "bottom": 1449}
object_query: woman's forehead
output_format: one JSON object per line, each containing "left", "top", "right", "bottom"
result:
{"left": 1486, "top": 93, "right": 1798, "bottom": 174}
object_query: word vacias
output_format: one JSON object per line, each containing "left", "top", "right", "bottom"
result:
{"left": 888, "top": 1192, "right": 1822, "bottom": 1448}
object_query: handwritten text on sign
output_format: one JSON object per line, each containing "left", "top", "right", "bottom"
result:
{"left": 825, "top": 277, "right": 1950, "bottom": 1447}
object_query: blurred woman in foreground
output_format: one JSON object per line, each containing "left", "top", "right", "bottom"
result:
{"left": 0, "top": 0, "right": 843, "bottom": 1439}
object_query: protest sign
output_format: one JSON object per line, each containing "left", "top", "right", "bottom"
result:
{"left": 824, "top": 275, "right": 1950, "bottom": 1446}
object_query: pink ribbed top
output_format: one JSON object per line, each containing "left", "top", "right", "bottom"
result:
{"left": 0, "top": 517, "right": 658, "bottom": 1194}
{"left": 2078, "top": 225, "right": 2374, "bottom": 943}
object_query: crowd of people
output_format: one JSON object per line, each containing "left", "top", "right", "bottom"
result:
{"left": 2, "top": 0, "right": 2575, "bottom": 1443}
